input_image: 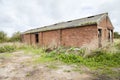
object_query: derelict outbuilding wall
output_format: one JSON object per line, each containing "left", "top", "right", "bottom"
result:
{"left": 41, "top": 30, "right": 61, "bottom": 47}
{"left": 22, "top": 34, "right": 31, "bottom": 44}
{"left": 98, "top": 16, "right": 114, "bottom": 46}
{"left": 22, "top": 24, "right": 98, "bottom": 48}
{"left": 61, "top": 25, "right": 98, "bottom": 47}
{"left": 22, "top": 13, "right": 114, "bottom": 48}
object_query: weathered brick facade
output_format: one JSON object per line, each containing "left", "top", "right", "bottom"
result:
{"left": 22, "top": 13, "right": 114, "bottom": 48}
{"left": 61, "top": 25, "right": 98, "bottom": 47}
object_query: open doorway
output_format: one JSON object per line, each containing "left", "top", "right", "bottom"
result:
{"left": 35, "top": 33, "right": 39, "bottom": 43}
{"left": 108, "top": 29, "right": 113, "bottom": 42}
{"left": 98, "top": 29, "right": 102, "bottom": 47}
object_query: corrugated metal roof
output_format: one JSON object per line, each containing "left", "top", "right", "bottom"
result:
{"left": 23, "top": 13, "right": 108, "bottom": 34}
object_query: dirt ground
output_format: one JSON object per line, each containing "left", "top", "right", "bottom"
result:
{"left": 0, "top": 51, "right": 98, "bottom": 80}
{"left": 0, "top": 51, "right": 118, "bottom": 80}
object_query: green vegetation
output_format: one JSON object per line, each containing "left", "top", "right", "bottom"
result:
{"left": 20, "top": 45, "right": 44, "bottom": 55}
{"left": 0, "top": 53, "right": 12, "bottom": 59}
{"left": 114, "top": 32, "right": 120, "bottom": 39}
{"left": 39, "top": 48, "right": 120, "bottom": 68}
{"left": 114, "top": 39, "right": 120, "bottom": 49}
{"left": 0, "top": 31, "right": 21, "bottom": 43}
{"left": 31, "top": 40, "right": 120, "bottom": 77}
{"left": 34, "top": 56, "right": 54, "bottom": 63}
{"left": 46, "top": 64, "right": 59, "bottom": 69}
{"left": 0, "top": 40, "right": 119, "bottom": 70}
{"left": 21, "top": 40, "right": 119, "bottom": 71}
{"left": 0, "top": 45, "right": 17, "bottom": 53}
{"left": 9, "top": 31, "right": 21, "bottom": 42}
{"left": 0, "top": 39, "right": 119, "bottom": 79}
{"left": 0, "top": 31, "right": 8, "bottom": 43}
{"left": 81, "top": 22, "right": 97, "bottom": 26}
{"left": 26, "top": 73, "right": 31, "bottom": 77}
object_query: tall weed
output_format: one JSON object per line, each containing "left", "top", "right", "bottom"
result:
{"left": 0, "top": 45, "right": 16, "bottom": 53}
{"left": 42, "top": 46, "right": 120, "bottom": 68}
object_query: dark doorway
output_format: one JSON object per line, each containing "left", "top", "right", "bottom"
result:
{"left": 35, "top": 33, "right": 39, "bottom": 43}
{"left": 108, "top": 29, "right": 113, "bottom": 42}
{"left": 98, "top": 29, "right": 102, "bottom": 47}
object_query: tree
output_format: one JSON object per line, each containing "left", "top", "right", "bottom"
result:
{"left": 10, "top": 32, "right": 21, "bottom": 42}
{"left": 0, "top": 31, "right": 7, "bottom": 43}
{"left": 114, "top": 32, "right": 120, "bottom": 39}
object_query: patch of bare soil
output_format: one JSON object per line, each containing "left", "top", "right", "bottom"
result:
{"left": 0, "top": 51, "right": 102, "bottom": 80}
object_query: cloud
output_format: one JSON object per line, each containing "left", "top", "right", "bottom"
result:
{"left": 97, "top": 0, "right": 120, "bottom": 33}
{"left": 0, "top": 0, "right": 120, "bottom": 36}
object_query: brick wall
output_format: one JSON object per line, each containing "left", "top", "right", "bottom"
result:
{"left": 42, "top": 30, "right": 61, "bottom": 47}
{"left": 98, "top": 16, "right": 107, "bottom": 41}
{"left": 23, "top": 34, "right": 31, "bottom": 44}
{"left": 23, "top": 25, "right": 98, "bottom": 48}
{"left": 39, "top": 32, "right": 43, "bottom": 46}
{"left": 38, "top": 25, "right": 98, "bottom": 48}
{"left": 61, "top": 25, "right": 98, "bottom": 47}
{"left": 31, "top": 34, "right": 36, "bottom": 45}
{"left": 98, "top": 16, "right": 114, "bottom": 44}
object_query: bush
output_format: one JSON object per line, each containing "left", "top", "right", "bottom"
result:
{"left": 57, "top": 53, "right": 83, "bottom": 63}
{"left": 9, "top": 32, "right": 21, "bottom": 42}
{"left": 114, "top": 32, "right": 120, "bottom": 39}
{"left": 0, "top": 31, "right": 8, "bottom": 43}
{"left": 0, "top": 45, "right": 16, "bottom": 53}
{"left": 28, "top": 40, "right": 120, "bottom": 69}
{"left": 84, "top": 52, "right": 120, "bottom": 68}
{"left": 41, "top": 47, "right": 120, "bottom": 68}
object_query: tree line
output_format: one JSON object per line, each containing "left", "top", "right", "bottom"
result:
{"left": 114, "top": 32, "right": 120, "bottom": 39}
{"left": 0, "top": 31, "right": 21, "bottom": 43}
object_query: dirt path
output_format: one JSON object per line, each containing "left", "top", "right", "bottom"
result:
{"left": 0, "top": 51, "right": 94, "bottom": 80}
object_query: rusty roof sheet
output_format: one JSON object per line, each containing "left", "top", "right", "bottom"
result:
{"left": 23, "top": 13, "right": 108, "bottom": 34}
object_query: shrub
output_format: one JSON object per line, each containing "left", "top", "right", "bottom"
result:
{"left": 84, "top": 52, "right": 120, "bottom": 68}
{"left": 114, "top": 32, "right": 120, "bottom": 39}
{"left": 0, "top": 45, "right": 16, "bottom": 53}
{"left": 0, "top": 31, "right": 8, "bottom": 43}
{"left": 57, "top": 53, "right": 84, "bottom": 63}
{"left": 9, "top": 32, "right": 21, "bottom": 42}
{"left": 41, "top": 47, "right": 120, "bottom": 68}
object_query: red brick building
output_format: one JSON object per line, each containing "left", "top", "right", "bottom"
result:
{"left": 22, "top": 13, "right": 114, "bottom": 48}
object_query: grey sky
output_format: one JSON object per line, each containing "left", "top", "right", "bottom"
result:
{"left": 0, "top": 0, "right": 119, "bottom": 36}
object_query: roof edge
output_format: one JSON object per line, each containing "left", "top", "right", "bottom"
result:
{"left": 23, "top": 22, "right": 97, "bottom": 34}
{"left": 23, "top": 12, "right": 108, "bottom": 34}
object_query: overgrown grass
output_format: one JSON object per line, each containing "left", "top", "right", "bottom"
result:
{"left": 0, "top": 45, "right": 17, "bottom": 53}
{"left": 84, "top": 52, "right": 120, "bottom": 68}
{"left": 0, "top": 40, "right": 119, "bottom": 78}
{"left": 34, "top": 56, "right": 54, "bottom": 63}
{"left": 46, "top": 64, "right": 59, "bottom": 69}
{"left": 20, "top": 45, "right": 44, "bottom": 55}
{"left": 113, "top": 39, "right": 120, "bottom": 50}
{"left": 32, "top": 40, "right": 120, "bottom": 77}
{"left": 0, "top": 53, "right": 12, "bottom": 59}
{"left": 31, "top": 42, "right": 120, "bottom": 68}
{"left": 41, "top": 49, "right": 120, "bottom": 68}
{"left": 1, "top": 41, "right": 119, "bottom": 70}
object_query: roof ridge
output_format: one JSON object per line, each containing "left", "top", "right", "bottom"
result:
{"left": 97, "top": 13, "right": 108, "bottom": 24}
{"left": 23, "top": 12, "right": 108, "bottom": 34}
{"left": 65, "top": 12, "right": 108, "bottom": 22}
